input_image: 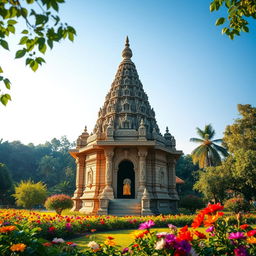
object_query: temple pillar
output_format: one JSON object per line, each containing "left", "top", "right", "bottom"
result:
{"left": 72, "top": 156, "right": 85, "bottom": 211}
{"left": 101, "top": 148, "right": 114, "bottom": 199}
{"left": 167, "top": 157, "right": 179, "bottom": 200}
{"left": 138, "top": 148, "right": 147, "bottom": 198}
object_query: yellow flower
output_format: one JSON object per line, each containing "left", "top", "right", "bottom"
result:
{"left": 104, "top": 240, "right": 116, "bottom": 246}
{"left": 10, "top": 243, "right": 27, "bottom": 252}
{"left": 247, "top": 237, "right": 256, "bottom": 244}
{"left": 132, "top": 230, "right": 148, "bottom": 239}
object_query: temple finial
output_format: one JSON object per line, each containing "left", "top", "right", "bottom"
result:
{"left": 122, "top": 36, "right": 132, "bottom": 60}
{"left": 125, "top": 36, "right": 129, "bottom": 46}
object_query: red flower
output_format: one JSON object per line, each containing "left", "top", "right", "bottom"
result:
{"left": 192, "top": 212, "right": 205, "bottom": 228}
{"left": 247, "top": 230, "right": 256, "bottom": 237}
{"left": 202, "top": 203, "right": 224, "bottom": 215}
{"left": 48, "top": 226, "right": 55, "bottom": 232}
{"left": 107, "top": 236, "right": 114, "bottom": 240}
{"left": 43, "top": 242, "right": 52, "bottom": 247}
{"left": 91, "top": 229, "right": 96, "bottom": 233}
{"left": 240, "top": 224, "right": 250, "bottom": 230}
{"left": 194, "top": 230, "right": 207, "bottom": 239}
{"left": 132, "top": 243, "right": 139, "bottom": 248}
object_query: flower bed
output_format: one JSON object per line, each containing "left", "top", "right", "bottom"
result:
{"left": 1, "top": 206, "right": 256, "bottom": 255}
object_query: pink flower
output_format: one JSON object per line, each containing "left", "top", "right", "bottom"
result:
{"left": 138, "top": 220, "right": 155, "bottom": 230}
{"left": 228, "top": 232, "right": 246, "bottom": 240}
{"left": 206, "top": 226, "right": 214, "bottom": 232}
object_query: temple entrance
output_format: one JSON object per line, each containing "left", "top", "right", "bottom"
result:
{"left": 117, "top": 160, "right": 135, "bottom": 199}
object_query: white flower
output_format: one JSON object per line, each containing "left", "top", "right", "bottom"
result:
{"left": 156, "top": 232, "right": 169, "bottom": 237}
{"left": 190, "top": 247, "right": 199, "bottom": 256}
{"left": 52, "top": 237, "right": 65, "bottom": 243}
{"left": 155, "top": 238, "right": 166, "bottom": 250}
{"left": 87, "top": 241, "right": 100, "bottom": 250}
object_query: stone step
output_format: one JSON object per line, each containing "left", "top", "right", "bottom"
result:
{"left": 108, "top": 199, "right": 141, "bottom": 216}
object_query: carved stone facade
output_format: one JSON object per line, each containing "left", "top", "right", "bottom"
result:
{"left": 70, "top": 37, "right": 182, "bottom": 215}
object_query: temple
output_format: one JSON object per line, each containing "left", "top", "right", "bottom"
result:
{"left": 70, "top": 37, "right": 183, "bottom": 215}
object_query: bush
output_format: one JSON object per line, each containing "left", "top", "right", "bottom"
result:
{"left": 45, "top": 194, "right": 73, "bottom": 215}
{"left": 224, "top": 197, "right": 251, "bottom": 213}
{"left": 13, "top": 180, "right": 47, "bottom": 209}
{"left": 179, "top": 194, "right": 205, "bottom": 213}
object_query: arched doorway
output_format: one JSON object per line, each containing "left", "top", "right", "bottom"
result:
{"left": 117, "top": 160, "right": 135, "bottom": 199}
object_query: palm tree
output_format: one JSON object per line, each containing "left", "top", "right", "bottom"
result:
{"left": 190, "top": 124, "right": 228, "bottom": 168}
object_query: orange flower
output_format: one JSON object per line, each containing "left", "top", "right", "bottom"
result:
{"left": 192, "top": 213, "right": 205, "bottom": 228}
{"left": 247, "top": 237, "right": 256, "bottom": 244}
{"left": 0, "top": 225, "right": 16, "bottom": 233}
{"left": 177, "top": 225, "right": 193, "bottom": 241}
{"left": 132, "top": 230, "right": 148, "bottom": 239}
{"left": 204, "top": 212, "right": 223, "bottom": 227}
{"left": 10, "top": 243, "right": 27, "bottom": 252}
{"left": 104, "top": 239, "right": 116, "bottom": 246}
{"left": 240, "top": 224, "right": 250, "bottom": 230}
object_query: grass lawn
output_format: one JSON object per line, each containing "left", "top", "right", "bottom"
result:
{"left": 69, "top": 227, "right": 206, "bottom": 249}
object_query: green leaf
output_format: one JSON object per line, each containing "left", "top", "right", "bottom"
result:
{"left": 30, "top": 60, "right": 39, "bottom": 72}
{"left": 7, "top": 19, "right": 17, "bottom": 25}
{"left": 19, "top": 36, "right": 28, "bottom": 45}
{"left": 35, "top": 57, "right": 46, "bottom": 65}
{"left": 210, "top": 2, "right": 215, "bottom": 12}
{"left": 0, "top": 94, "right": 11, "bottom": 106}
{"left": 39, "top": 43, "right": 47, "bottom": 54}
{"left": 242, "top": 26, "right": 249, "bottom": 33}
{"left": 7, "top": 25, "right": 15, "bottom": 34}
{"left": 47, "top": 39, "right": 53, "bottom": 49}
{"left": 15, "top": 49, "right": 26, "bottom": 59}
{"left": 21, "top": 29, "right": 29, "bottom": 34}
{"left": 0, "top": 76, "right": 3, "bottom": 81}
{"left": 4, "top": 78, "right": 11, "bottom": 89}
{"left": 26, "top": 0, "right": 35, "bottom": 3}
{"left": 216, "top": 17, "right": 225, "bottom": 26}
{"left": 68, "top": 32, "right": 74, "bottom": 41}
{"left": 0, "top": 40, "right": 9, "bottom": 50}
{"left": 0, "top": 66, "right": 3, "bottom": 73}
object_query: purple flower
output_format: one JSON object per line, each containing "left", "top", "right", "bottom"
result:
{"left": 206, "top": 226, "right": 214, "bottom": 232}
{"left": 165, "top": 234, "right": 176, "bottom": 244}
{"left": 175, "top": 240, "right": 192, "bottom": 254}
{"left": 228, "top": 232, "right": 246, "bottom": 240}
{"left": 138, "top": 220, "right": 155, "bottom": 230}
{"left": 234, "top": 246, "right": 248, "bottom": 256}
{"left": 122, "top": 247, "right": 129, "bottom": 254}
{"left": 66, "top": 222, "right": 72, "bottom": 231}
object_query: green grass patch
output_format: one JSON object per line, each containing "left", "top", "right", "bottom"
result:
{"left": 69, "top": 227, "right": 206, "bottom": 248}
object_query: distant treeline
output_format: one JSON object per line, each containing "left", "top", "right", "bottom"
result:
{"left": 0, "top": 136, "right": 76, "bottom": 199}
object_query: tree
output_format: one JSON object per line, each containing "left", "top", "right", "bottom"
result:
{"left": 194, "top": 166, "right": 231, "bottom": 203}
{"left": 210, "top": 0, "right": 256, "bottom": 39}
{"left": 175, "top": 155, "right": 199, "bottom": 196}
{"left": 0, "top": 0, "right": 76, "bottom": 106}
{"left": 0, "top": 163, "right": 13, "bottom": 204}
{"left": 223, "top": 104, "right": 256, "bottom": 153}
{"left": 13, "top": 180, "right": 47, "bottom": 208}
{"left": 190, "top": 124, "right": 228, "bottom": 168}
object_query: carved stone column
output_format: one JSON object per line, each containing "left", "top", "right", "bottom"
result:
{"left": 138, "top": 148, "right": 147, "bottom": 198}
{"left": 72, "top": 156, "right": 85, "bottom": 211}
{"left": 167, "top": 157, "right": 179, "bottom": 200}
{"left": 101, "top": 148, "right": 114, "bottom": 199}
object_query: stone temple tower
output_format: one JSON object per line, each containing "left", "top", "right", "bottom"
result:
{"left": 70, "top": 37, "right": 182, "bottom": 215}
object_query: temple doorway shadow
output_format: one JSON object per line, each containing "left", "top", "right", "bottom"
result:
{"left": 117, "top": 160, "right": 135, "bottom": 199}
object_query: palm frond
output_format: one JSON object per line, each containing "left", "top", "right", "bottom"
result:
{"left": 211, "top": 139, "right": 223, "bottom": 143}
{"left": 205, "top": 124, "right": 215, "bottom": 140}
{"left": 196, "top": 127, "right": 206, "bottom": 139}
{"left": 208, "top": 146, "right": 221, "bottom": 166}
{"left": 189, "top": 138, "right": 204, "bottom": 143}
{"left": 191, "top": 145, "right": 209, "bottom": 168}
{"left": 212, "top": 143, "right": 229, "bottom": 157}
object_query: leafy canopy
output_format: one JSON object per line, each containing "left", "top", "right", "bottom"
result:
{"left": 0, "top": 0, "right": 76, "bottom": 106}
{"left": 190, "top": 124, "right": 228, "bottom": 168}
{"left": 210, "top": 0, "right": 256, "bottom": 39}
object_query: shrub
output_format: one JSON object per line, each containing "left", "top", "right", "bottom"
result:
{"left": 13, "top": 180, "right": 47, "bottom": 209}
{"left": 224, "top": 197, "right": 251, "bottom": 213}
{"left": 179, "top": 194, "right": 205, "bottom": 213}
{"left": 45, "top": 194, "right": 73, "bottom": 215}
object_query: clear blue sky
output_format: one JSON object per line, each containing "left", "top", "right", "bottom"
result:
{"left": 1, "top": 0, "right": 256, "bottom": 154}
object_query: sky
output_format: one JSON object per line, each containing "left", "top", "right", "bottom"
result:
{"left": 1, "top": 0, "right": 256, "bottom": 154}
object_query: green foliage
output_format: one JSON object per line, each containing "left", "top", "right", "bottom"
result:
{"left": 179, "top": 195, "right": 205, "bottom": 213}
{"left": 0, "top": 163, "right": 13, "bottom": 205}
{"left": 224, "top": 197, "right": 251, "bottom": 213}
{"left": 223, "top": 104, "right": 256, "bottom": 153}
{"left": 193, "top": 166, "right": 230, "bottom": 203}
{"left": 221, "top": 104, "right": 256, "bottom": 200}
{"left": 210, "top": 0, "right": 256, "bottom": 39}
{"left": 13, "top": 180, "right": 47, "bottom": 209}
{"left": 190, "top": 124, "right": 228, "bottom": 168}
{"left": 0, "top": 136, "right": 76, "bottom": 196}
{"left": 0, "top": 0, "right": 76, "bottom": 106}
{"left": 45, "top": 194, "right": 73, "bottom": 214}
{"left": 175, "top": 155, "right": 199, "bottom": 196}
